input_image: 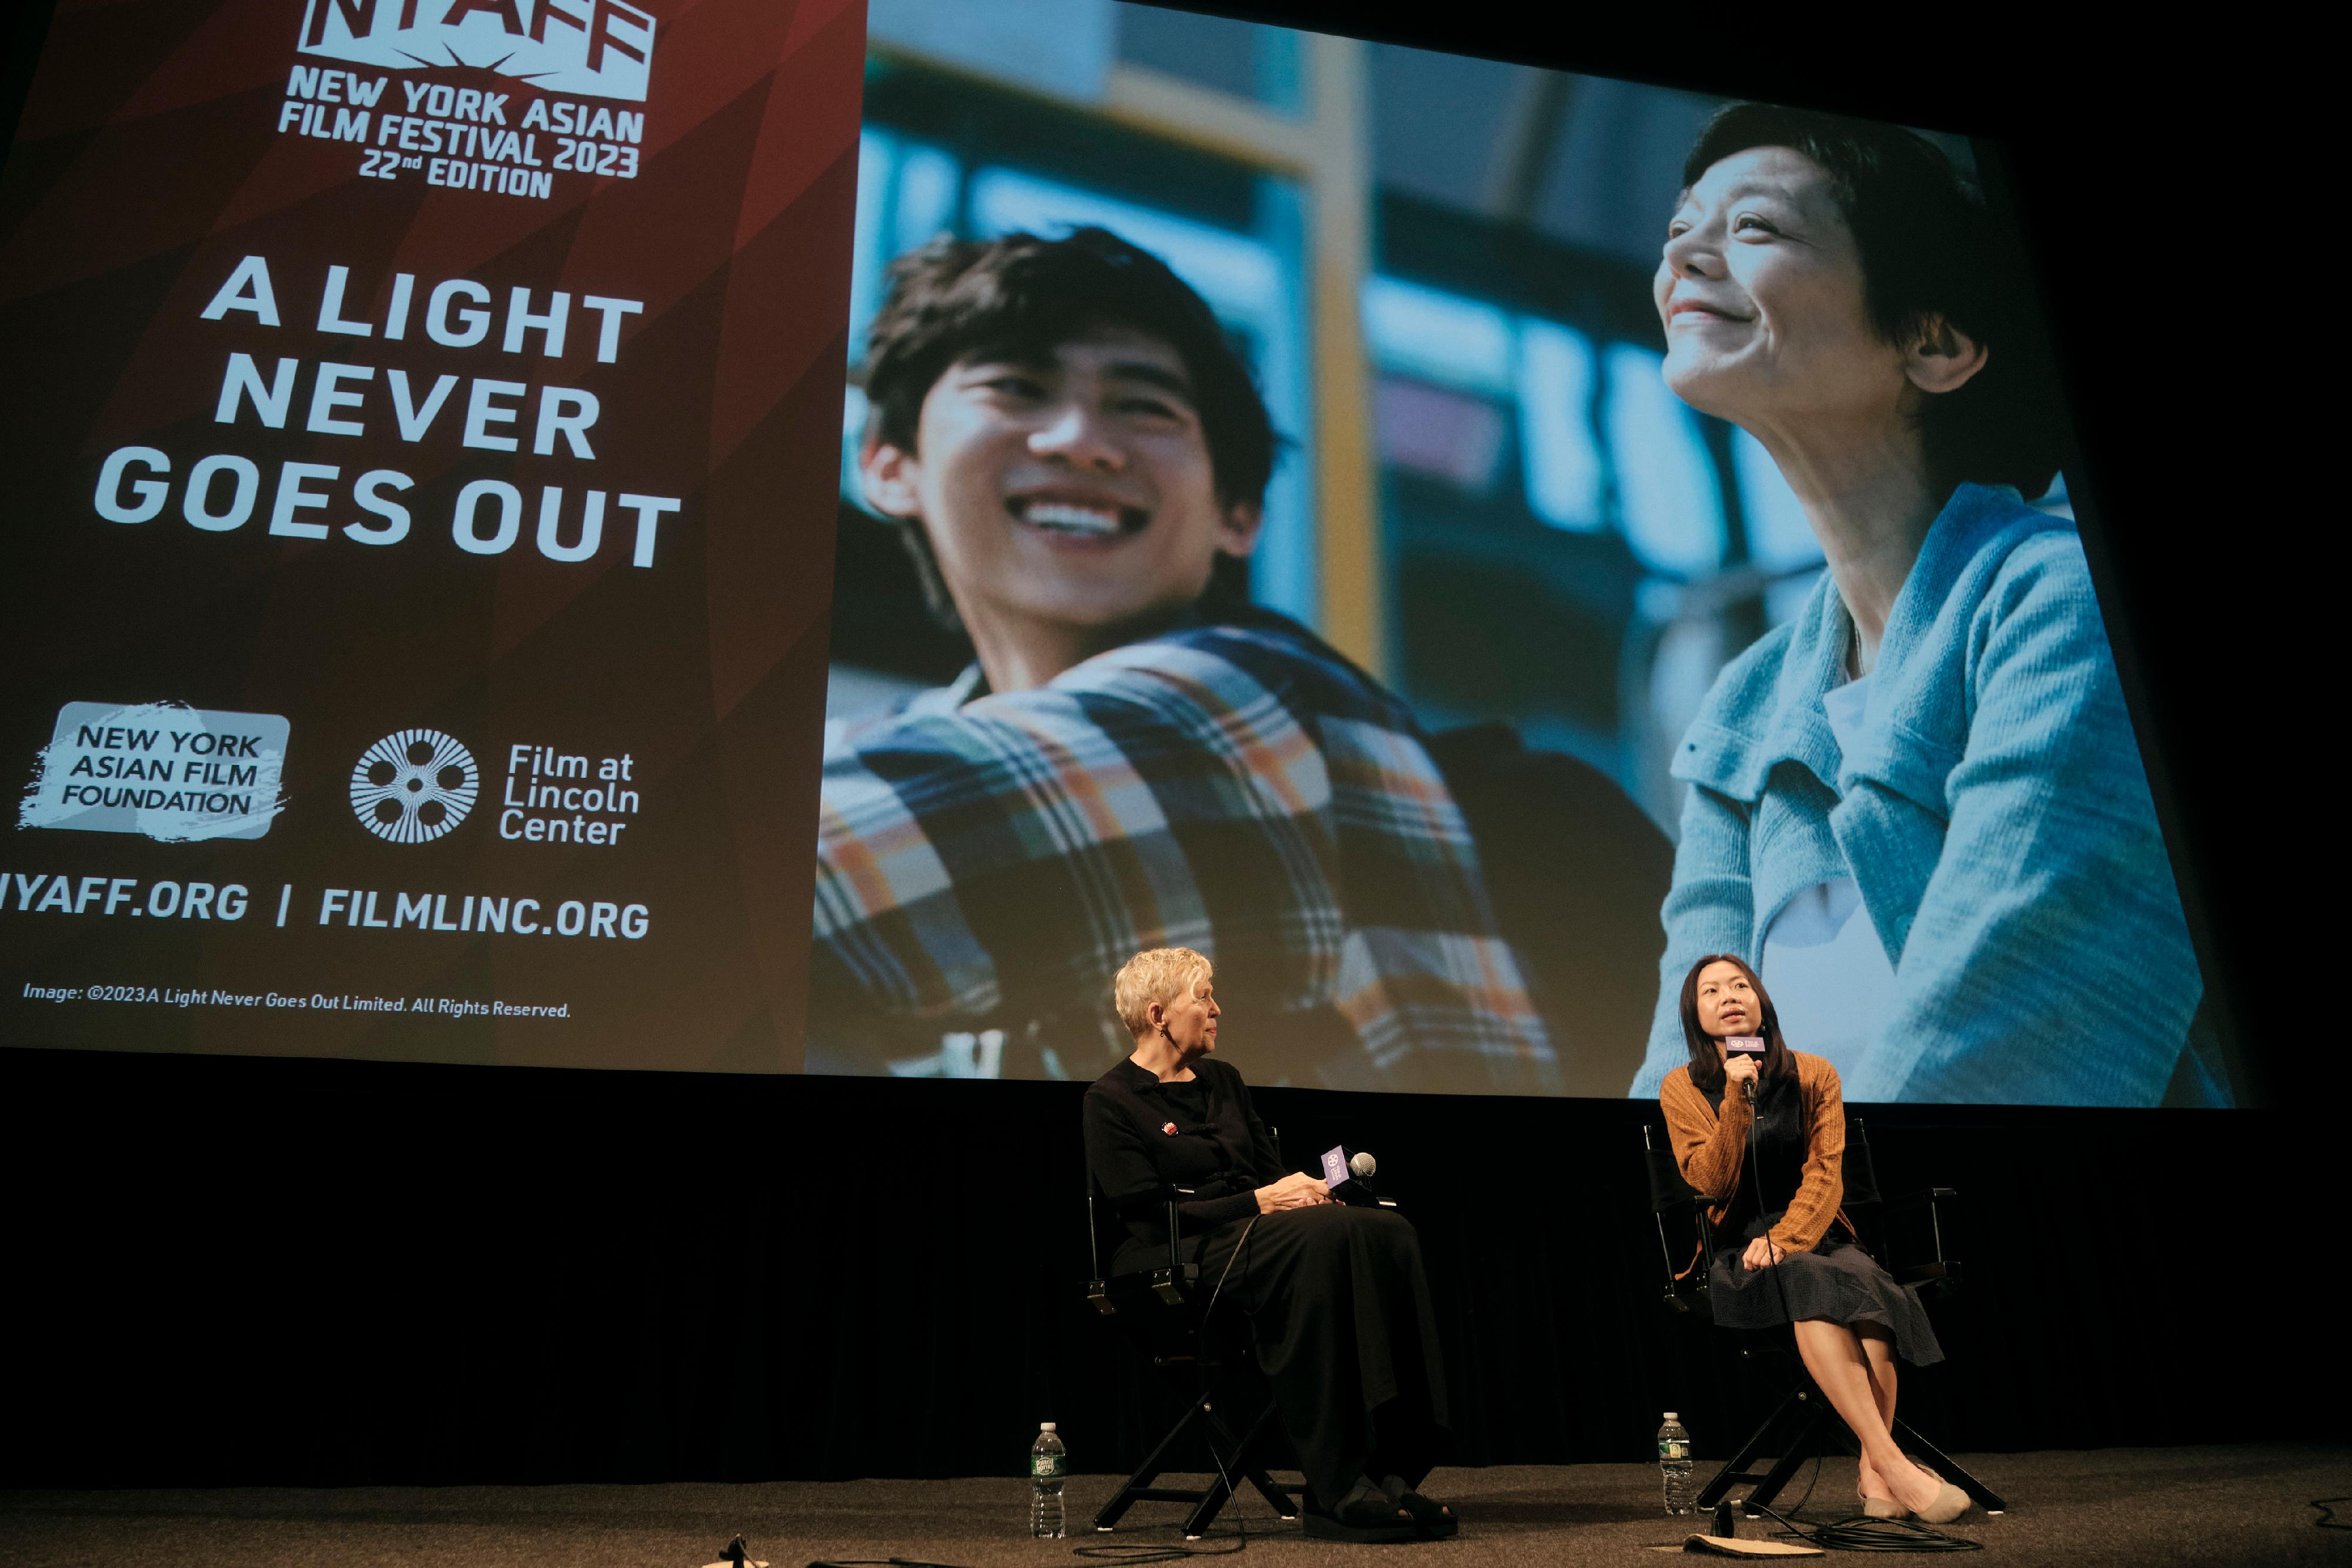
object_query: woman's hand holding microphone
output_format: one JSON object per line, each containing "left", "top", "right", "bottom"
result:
{"left": 1723, "top": 1051, "right": 1759, "bottom": 1099}
{"left": 1255, "top": 1171, "right": 1335, "bottom": 1213}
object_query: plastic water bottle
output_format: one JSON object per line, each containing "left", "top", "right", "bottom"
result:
{"left": 1658, "top": 1412, "right": 1695, "bottom": 1515}
{"left": 1030, "top": 1422, "right": 1067, "bottom": 1538}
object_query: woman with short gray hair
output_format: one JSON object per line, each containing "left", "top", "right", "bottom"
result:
{"left": 1084, "top": 947, "right": 1456, "bottom": 1542}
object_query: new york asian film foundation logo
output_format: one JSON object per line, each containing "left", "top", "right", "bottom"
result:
{"left": 283, "top": 0, "right": 659, "bottom": 202}
{"left": 350, "top": 729, "right": 480, "bottom": 844}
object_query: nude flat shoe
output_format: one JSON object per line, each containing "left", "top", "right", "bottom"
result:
{"left": 1913, "top": 1481, "right": 1969, "bottom": 1526}
{"left": 1860, "top": 1496, "right": 1909, "bottom": 1520}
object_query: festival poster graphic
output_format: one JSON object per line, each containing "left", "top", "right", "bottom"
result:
{"left": 0, "top": 0, "right": 866, "bottom": 1069}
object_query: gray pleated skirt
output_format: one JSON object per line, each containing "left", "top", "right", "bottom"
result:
{"left": 1708, "top": 1222, "right": 1945, "bottom": 1367}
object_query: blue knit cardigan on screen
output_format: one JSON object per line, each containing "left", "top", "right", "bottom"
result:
{"left": 1628, "top": 483, "right": 2204, "bottom": 1107}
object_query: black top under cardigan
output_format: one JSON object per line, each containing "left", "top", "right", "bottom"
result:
{"left": 1083, "top": 1057, "right": 1284, "bottom": 1270}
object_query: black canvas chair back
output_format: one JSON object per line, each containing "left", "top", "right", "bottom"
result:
{"left": 1642, "top": 1124, "right": 1702, "bottom": 1212}
{"left": 1641, "top": 1124, "right": 1710, "bottom": 1318}
{"left": 1841, "top": 1118, "right": 1883, "bottom": 1207}
{"left": 1839, "top": 1120, "right": 1959, "bottom": 1292}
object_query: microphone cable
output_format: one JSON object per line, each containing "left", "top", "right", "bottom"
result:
{"left": 1198, "top": 1218, "right": 1257, "bottom": 1552}
{"left": 1739, "top": 1054, "right": 1800, "bottom": 1343}
{"left": 1741, "top": 1498, "right": 1983, "bottom": 1553}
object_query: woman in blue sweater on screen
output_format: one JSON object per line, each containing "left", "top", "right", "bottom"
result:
{"left": 1627, "top": 106, "right": 2212, "bottom": 1107}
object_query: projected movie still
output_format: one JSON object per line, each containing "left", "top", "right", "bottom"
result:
{"left": 804, "top": 3, "right": 2231, "bottom": 1104}
{"left": 0, "top": 1, "right": 2234, "bottom": 1108}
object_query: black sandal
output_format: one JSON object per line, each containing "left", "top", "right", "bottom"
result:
{"left": 1301, "top": 1493, "right": 1420, "bottom": 1544}
{"left": 1392, "top": 1491, "right": 1458, "bottom": 1539}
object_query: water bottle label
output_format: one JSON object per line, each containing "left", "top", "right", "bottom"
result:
{"left": 1658, "top": 1439, "right": 1689, "bottom": 1460}
{"left": 1031, "top": 1454, "right": 1067, "bottom": 1480}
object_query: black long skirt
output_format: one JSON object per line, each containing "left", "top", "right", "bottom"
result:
{"left": 1708, "top": 1218, "right": 1944, "bottom": 1367}
{"left": 1135, "top": 1205, "right": 1451, "bottom": 1509}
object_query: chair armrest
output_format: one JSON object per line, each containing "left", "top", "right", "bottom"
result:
{"left": 1884, "top": 1187, "right": 1957, "bottom": 1208}
{"left": 1085, "top": 1181, "right": 1200, "bottom": 1312}
{"left": 1084, "top": 1184, "right": 1114, "bottom": 1313}
{"left": 1154, "top": 1186, "right": 1197, "bottom": 1306}
{"left": 1880, "top": 1188, "right": 1958, "bottom": 1291}
{"left": 1650, "top": 1208, "right": 1715, "bottom": 1316}
{"left": 1164, "top": 1185, "right": 1197, "bottom": 1261}
{"left": 1895, "top": 1259, "right": 1962, "bottom": 1289}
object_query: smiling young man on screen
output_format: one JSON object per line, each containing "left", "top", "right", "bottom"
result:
{"left": 804, "top": 227, "right": 1556, "bottom": 1093}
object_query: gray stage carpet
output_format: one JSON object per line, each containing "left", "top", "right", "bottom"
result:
{"left": 4, "top": 1444, "right": 2346, "bottom": 1567}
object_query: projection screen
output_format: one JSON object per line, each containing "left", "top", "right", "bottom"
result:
{"left": 0, "top": 0, "right": 2238, "bottom": 1106}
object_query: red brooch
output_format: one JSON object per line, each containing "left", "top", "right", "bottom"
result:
{"left": 1162, "top": 1121, "right": 1179, "bottom": 1136}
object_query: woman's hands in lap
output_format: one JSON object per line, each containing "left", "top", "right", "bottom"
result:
{"left": 1257, "top": 1172, "right": 1335, "bottom": 1213}
{"left": 1742, "top": 1235, "right": 1796, "bottom": 1271}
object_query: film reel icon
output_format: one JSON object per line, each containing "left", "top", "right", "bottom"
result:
{"left": 350, "top": 729, "right": 480, "bottom": 844}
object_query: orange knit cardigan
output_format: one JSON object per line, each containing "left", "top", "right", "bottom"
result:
{"left": 1659, "top": 1049, "right": 1850, "bottom": 1259}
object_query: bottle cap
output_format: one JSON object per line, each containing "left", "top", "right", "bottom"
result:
{"left": 1663, "top": 1412, "right": 1678, "bottom": 1422}
{"left": 1041, "top": 1422, "right": 1057, "bottom": 1432}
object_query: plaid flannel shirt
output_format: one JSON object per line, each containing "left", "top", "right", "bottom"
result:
{"left": 810, "top": 614, "right": 1558, "bottom": 1092}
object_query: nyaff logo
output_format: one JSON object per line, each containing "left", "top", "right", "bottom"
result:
{"left": 297, "top": 0, "right": 656, "bottom": 103}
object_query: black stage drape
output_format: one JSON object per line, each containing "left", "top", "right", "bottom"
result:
{"left": 0, "top": 1044, "right": 2318, "bottom": 1487}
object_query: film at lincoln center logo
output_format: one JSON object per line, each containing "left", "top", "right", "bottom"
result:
{"left": 295, "top": 0, "right": 657, "bottom": 103}
{"left": 352, "top": 730, "right": 480, "bottom": 844}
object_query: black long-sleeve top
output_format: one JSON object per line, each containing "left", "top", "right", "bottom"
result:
{"left": 1084, "top": 1057, "right": 1285, "bottom": 1267}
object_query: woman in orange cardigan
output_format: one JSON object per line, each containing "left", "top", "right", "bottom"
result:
{"left": 1659, "top": 954, "right": 1968, "bottom": 1524}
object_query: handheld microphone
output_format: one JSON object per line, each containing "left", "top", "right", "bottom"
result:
{"left": 1320, "top": 1145, "right": 1381, "bottom": 1204}
{"left": 1725, "top": 1036, "right": 1766, "bottom": 1101}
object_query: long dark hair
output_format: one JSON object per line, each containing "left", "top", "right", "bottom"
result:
{"left": 1678, "top": 952, "right": 1795, "bottom": 1093}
